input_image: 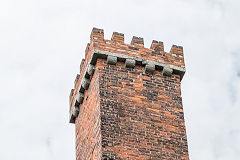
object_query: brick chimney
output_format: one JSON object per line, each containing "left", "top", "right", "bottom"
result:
{"left": 69, "top": 27, "right": 189, "bottom": 159}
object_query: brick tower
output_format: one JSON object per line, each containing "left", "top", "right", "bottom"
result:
{"left": 69, "top": 28, "right": 189, "bottom": 159}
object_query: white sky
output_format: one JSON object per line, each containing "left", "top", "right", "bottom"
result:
{"left": 0, "top": 0, "right": 240, "bottom": 159}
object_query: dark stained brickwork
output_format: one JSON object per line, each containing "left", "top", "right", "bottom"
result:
{"left": 69, "top": 28, "right": 189, "bottom": 160}
{"left": 98, "top": 60, "right": 188, "bottom": 159}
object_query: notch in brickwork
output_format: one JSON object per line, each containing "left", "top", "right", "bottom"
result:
{"left": 170, "top": 45, "right": 183, "bottom": 55}
{"left": 90, "top": 27, "right": 104, "bottom": 40}
{"left": 131, "top": 36, "right": 144, "bottom": 47}
{"left": 150, "top": 40, "right": 164, "bottom": 52}
{"left": 111, "top": 32, "right": 124, "bottom": 43}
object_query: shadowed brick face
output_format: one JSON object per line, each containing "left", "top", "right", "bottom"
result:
{"left": 69, "top": 28, "right": 189, "bottom": 160}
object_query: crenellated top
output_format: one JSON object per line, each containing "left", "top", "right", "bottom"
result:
{"left": 69, "top": 27, "right": 186, "bottom": 124}
{"left": 131, "top": 36, "right": 144, "bottom": 47}
{"left": 111, "top": 32, "right": 124, "bottom": 44}
{"left": 170, "top": 45, "right": 183, "bottom": 55}
{"left": 88, "top": 27, "right": 185, "bottom": 69}
{"left": 90, "top": 27, "right": 104, "bottom": 40}
{"left": 150, "top": 40, "right": 164, "bottom": 52}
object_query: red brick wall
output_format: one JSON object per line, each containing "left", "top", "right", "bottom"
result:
{"left": 98, "top": 60, "right": 188, "bottom": 159}
{"left": 75, "top": 68, "right": 102, "bottom": 160}
{"left": 69, "top": 28, "right": 189, "bottom": 159}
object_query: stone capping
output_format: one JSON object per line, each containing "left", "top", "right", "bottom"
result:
{"left": 86, "top": 64, "right": 95, "bottom": 76}
{"left": 145, "top": 62, "right": 155, "bottom": 74}
{"left": 82, "top": 78, "right": 90, "bottom": 90}
{"left": 69, "top": 49, "right": 186, "bottom": 123}
{"left": 76, "top": 92, "right": 84, "bottom": 104}
{"left": 163, "top": 66, "right": 173, "bottom": 77}
{"left": 107, "top": 55, "right": 117, "bottom": 65}
{"left": 72, "top": 107, "right": 79, "bottom": 117}
{"left": 125, "top": 59, "right": 136, "bottom": 68}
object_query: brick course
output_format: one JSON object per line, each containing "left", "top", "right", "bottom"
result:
{"left": 69, "top": 28, "right": 189, "bottom": 160}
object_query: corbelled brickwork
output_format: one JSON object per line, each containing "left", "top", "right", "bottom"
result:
{"left": 69, "top": 28, "right": 189, "bottom": 160}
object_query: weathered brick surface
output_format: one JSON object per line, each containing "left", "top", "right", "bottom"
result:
{"left": 69, "top": 28, "right": 189, "bottom": 159}
{"left": 99, "top": 60, "right": 188, "bottom": 159}
{"left": 75, "top": 68, "right": 102, "bottom": 160}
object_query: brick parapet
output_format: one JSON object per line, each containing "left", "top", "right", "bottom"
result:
{"left": 89, "top": 27, "right": 185, "bottom": 69}
{"left": 69, "top": 39, "right": 95, "bottom": 122}
{"left": 69, "top": 27, "right": 186, "bottom": 124}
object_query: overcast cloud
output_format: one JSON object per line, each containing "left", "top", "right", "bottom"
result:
{"left": 0, "top": 0, "right": 240, "bottom": 159}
